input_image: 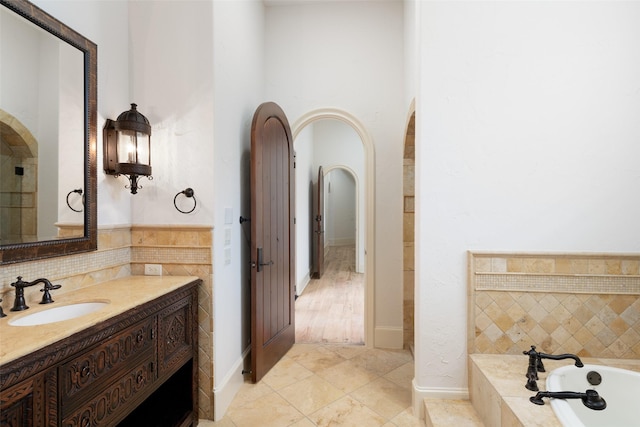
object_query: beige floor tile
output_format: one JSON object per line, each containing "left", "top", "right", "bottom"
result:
{"left": 199, "top": 417, "right": 236, "bottom": 426}
{"left": 288, "top": 345, "right": 346, "bottom": 372}
{"left": 261, "top": 356, "right": 314, "bottom": 390}
{"left": 227, "top": 380, "right": 274, "bottom": 409}
{"left": 278, "top": 374, "right": 345, "bottom": 415}
{"left": 387, "top": 407, "right": 427, "bottom": 427}
{"left": 326, "top": 343, "right": 369, "bottom": 359}
{"left": 286, "top": 343, "right": 321, "bottom": 357}
{"left": 316, "top": 358, "right": 380, "bottom": 393}
{"left": 225, "top": 392, "right": 304, "bottom": 427}
{"left": 290, "top": 417, "right": 318, "bottom": 426}
{"left": 383, "top": 361, "right": 415, "bottom": 389}
{"left": 309, "top": 395, "right": 387, "bottom": 427}
{"left": 350, "top": 348, "right": 413, "bottom": 376}
{"left": 350, "top": 377, "right": 413, "bottom": 420}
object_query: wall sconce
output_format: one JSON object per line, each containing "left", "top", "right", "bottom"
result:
{"left": 103, "top": 103, "right": 152, "bottom": 194}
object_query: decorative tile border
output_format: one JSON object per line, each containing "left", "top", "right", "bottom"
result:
{"left": 475, "top": 273, "right": 640, "bottom": 295}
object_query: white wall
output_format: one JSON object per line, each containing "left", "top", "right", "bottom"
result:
{"left": 265, "top": 1, "right": 405, "bottom": 344}
{"left": 128, "top": 1, "right": 214, "bottom": 226}
{"left": 211, "top": 0, "right": 265, "bottom": 418}
{"left": 415, "top": 0, "right": 640, "bottom": 401}
{"left": 325, "top": 169, "right": 356, "bottom": 246}
{"left": 294, "top": 125, "right": 314, "bottom": 291}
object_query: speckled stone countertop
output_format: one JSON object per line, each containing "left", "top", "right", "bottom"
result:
{"left": 470, "top": 353, "right": 640, "bottom": 427}
{"left": 0, "top": 275, "right": 199, "bottom": 366}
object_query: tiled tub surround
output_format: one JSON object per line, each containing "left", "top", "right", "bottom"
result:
{"left": 0, "top": 224, "right": 214, "bottom": 420}
{"left": 469, "top": 353, "right": 640, "bottom": 427}
{"left": 468, "top": 252, "right": 640, "bottom": 359}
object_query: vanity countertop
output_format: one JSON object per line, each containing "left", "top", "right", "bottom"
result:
{"left": 0, "top": 275, "right": 199, "bottom": 366}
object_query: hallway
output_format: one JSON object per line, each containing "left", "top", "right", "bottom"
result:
{"left": 295, "top": 245, "right": 364, "bottom": 344}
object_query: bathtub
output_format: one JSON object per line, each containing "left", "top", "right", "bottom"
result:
{"left": 546, "top": 364, "right": 640, "bottom": 427}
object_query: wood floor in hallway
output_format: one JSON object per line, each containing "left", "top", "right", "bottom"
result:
{"left": 295, "top": 245, "right": 364, "bottom": 344}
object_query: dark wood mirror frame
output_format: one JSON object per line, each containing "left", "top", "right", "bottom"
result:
{"left": 0, "top": 0, "right": 97, "bottom": 264}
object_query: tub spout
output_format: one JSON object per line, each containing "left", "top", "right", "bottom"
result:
{"left": 538, "top": 352, "right": 584, "bottom": 369}
{"left": 529, "top": 389, "right": 606, "bottom": 411}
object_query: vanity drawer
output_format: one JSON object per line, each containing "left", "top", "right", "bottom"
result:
{"left": 58, "top": 317, "right": 156, "bottom": 404}
{"left": 60, "top": 358, "right": 155, "bottom": 426}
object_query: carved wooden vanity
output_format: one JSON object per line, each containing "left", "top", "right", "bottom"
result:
{"left": 0, "top": 277, "right": 200, "bottom": 427}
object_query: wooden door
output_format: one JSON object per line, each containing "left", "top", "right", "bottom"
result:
{"left": 250, "top": 102, "right": 296, "bottom": 382}
{"left": 312, "top": 166, "right": 325, "bottom": 279}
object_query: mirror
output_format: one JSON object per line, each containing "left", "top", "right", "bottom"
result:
{"left": 0, "top": 0, "right": 97, "bottom": 264}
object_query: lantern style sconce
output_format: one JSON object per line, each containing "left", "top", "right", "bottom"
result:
{"left": 103, "top": 103, "right": 152, "bottom": 194}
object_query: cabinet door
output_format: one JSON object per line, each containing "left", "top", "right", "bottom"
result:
{"left": 0, "top": 369, "right": 56, "bottom": 427}
{"left": 157, "top": 296, "right": 193, "bottom": 377}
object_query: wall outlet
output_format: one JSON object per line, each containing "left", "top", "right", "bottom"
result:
{"left": 145, "top": 264, "right": 162, "bottom": 276}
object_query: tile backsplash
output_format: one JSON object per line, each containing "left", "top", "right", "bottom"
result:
{"left": 468, "top": 252, "right": 640, "bottom": 359}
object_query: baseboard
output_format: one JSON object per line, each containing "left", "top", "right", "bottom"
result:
{"left": 411, "top": 378, "right": 469, "bottom": 419}
{"left": 213, "top": 347, "right": 251, "bottom": 420}
{"left": 297, "top": 271, "right": 311, "bottom": 296}
{"left": 374, "top": 326, "right": 403, "bottom": 349}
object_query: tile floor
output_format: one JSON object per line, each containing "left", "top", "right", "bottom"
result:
{"left": 200, "top": 343, "right": 425, "bottom": 427}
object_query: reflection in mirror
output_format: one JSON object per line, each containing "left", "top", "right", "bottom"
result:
{"left": 0, "top": 0, "right": 97, "bottom": 264}
{"left": 1, "top": 4, "right": 84, "bottom": 244}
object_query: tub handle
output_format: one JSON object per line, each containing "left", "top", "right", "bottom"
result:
{"left": 529, "top": 389, "right": 606, "bottom": 411}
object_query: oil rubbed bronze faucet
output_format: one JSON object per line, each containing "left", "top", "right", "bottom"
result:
{"left": 10, "top": 276, "right": 62, "bottom": 311}
{"left": 523, "top": 345, "right": 584, "bottom": 391}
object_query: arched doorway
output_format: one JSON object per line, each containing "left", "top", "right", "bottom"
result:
{"left": 0, "top": 109, "right": 39, "bottom": 244}
{"left": 292, "top": 108, "right": 374, "bottom": 346}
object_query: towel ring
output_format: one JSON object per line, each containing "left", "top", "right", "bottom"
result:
{"left": 66, "top": 189, "right": 84, "bottom": 212}
{"left": 174, "top": 188, "right": 196, "bottom": 214}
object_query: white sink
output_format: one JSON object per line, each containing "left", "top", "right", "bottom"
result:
{"left": 9, "top": 302, "right": 109, "bottom": 326}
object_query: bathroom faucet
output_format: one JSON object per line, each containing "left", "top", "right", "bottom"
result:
{"left": 523, "top": 345, "right": 584, "bottom": 391}
{"left": 10, "top": 276, "right": 62, "bottom": 311}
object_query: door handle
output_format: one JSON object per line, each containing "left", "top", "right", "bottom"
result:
{"left": 257, "top": 247, "right": 273, "bottom": 272}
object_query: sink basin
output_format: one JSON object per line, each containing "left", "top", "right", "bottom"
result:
{"left": 9, "top": 302, "right": 109, "bottom": 326}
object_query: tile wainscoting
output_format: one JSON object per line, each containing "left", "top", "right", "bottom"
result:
{"left": 0, "top": 224, "right": 214, "bottom": 420}
{"left": 468, "top": 252, "right": 640, "bottom": 359}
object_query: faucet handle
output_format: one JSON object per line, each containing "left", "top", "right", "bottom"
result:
{"left": 0, "top": 299, "right": 6, "bottom": 318}
{"left": 10, "top": 276, "right": 27, "bottom": 288}
{"left": 40, "top": 283, "right": 61, "bottom": 305}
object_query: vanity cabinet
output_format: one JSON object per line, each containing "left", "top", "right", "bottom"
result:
{"left": 0, "top": 279, "right": 200, "bottom": 427}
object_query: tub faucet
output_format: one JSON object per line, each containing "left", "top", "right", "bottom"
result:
{"left": 523, "top": 345, "right": 584, "bottom": 391}
{"left": 10, "top": 276, "right": 62, "bottom": 311}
